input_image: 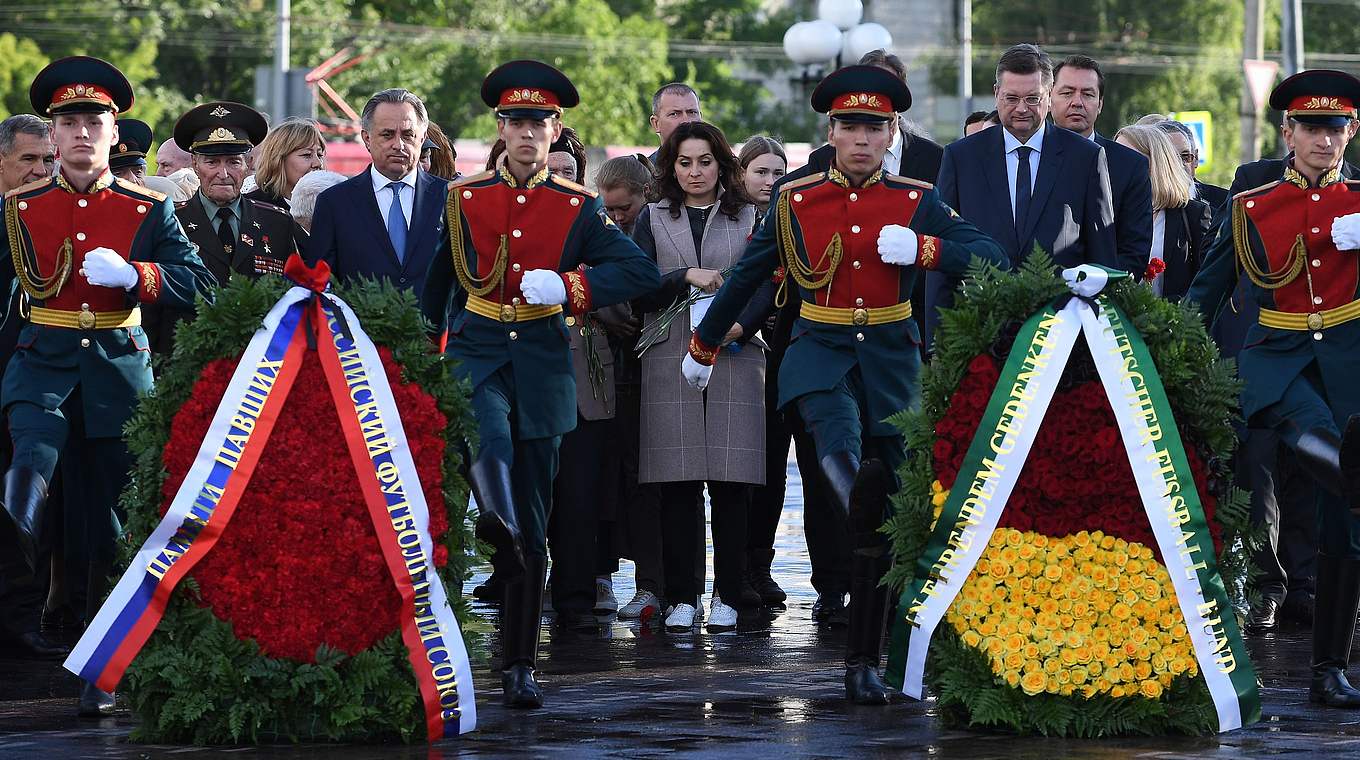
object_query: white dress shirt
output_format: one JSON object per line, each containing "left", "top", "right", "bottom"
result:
{"left": 883, "top": 124, "right": 903, "bottom": 176}
{"left": 1003, "top": 125, "right": 1045, "bottom": 222}
{"left": 1149, "top": 208, "right": 1166, "bottom": 296}
{"left": 370, "top": 165, "right": 418, "bottom": 231}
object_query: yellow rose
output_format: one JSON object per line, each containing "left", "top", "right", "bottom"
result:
{"left": 1006, "top": 530, "right": 1024, "bottom": 548}
{"left": 1134, "top": 661, "right": 1153, "bottom": 680}
{"left": 1044, "top": 564, "right": 1064, "bottom": 582}
{"left": 1099, "top": 534, "right": 1116, "bottom": 550}
{"left": 1023, "top": 643, "right": 1040, "bottom": 660}
{"left": 1004, "top": 651, "right": 1025, "bottom": 671}
{"left": 1111, "top": 602, "right": 1133, "bottom": 621}
{"left": 1021, "top": 670, "right": 1048, "bottom": 695}
{"left": 1139, "top": 679, "right": 1163, "bottom": 699}
{"left": 1005, "top": 671, "right": 1021, "bottom": 689}
{"left": 1072, "top": 667, "right": 1088, "bottom": 685}
{"left": 962, "top": 630, "right": 982, "bottom": 648}
{"left": 1111, "top": 685, "right": 1126, "bottom": 698}
{"left": 1005, "top": 633, "right": 1025, "bottom": 653}
{"left": 1043, "top": 657, "right": 1061, "bottom": 675}
{"left": 1074, "top": 531, "right": 1091, "bottom": 547}
{"left": 932, "top": 490, "right": 948, "bottom": 508}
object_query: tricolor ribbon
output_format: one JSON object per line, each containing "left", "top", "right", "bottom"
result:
{"left": 885, "top": 268, "right": 1260, "bottom": 732}
{"left": 64, "top": 256, "right": 477, "bottom": 739}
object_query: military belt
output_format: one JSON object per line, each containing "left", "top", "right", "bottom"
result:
{"left": 1258, "top": 301, "right": 1360, "bottom": 332}
{"left": 465, "top": 293, "right": 563, "bottom": 323}
{"left": 800, "top": 300, "right": 912, "bottom": 326}
{"left": 29, "top": 305, "right": 141, "bottom": 330}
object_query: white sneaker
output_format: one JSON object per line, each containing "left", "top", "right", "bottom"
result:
{"left": 665, "top": 603, "right": 696, "bottom": 631}
{"left": 594, "top": 577, "right": 618, "bottom": 614}
{"left": 618, "top": 590, "right": 660, "bottom": 620}
{"left": 694, "top": 595, "right": 705, "bottom": 620}
{"left": 706, "top": 596, "right": 737, "bottom": 631}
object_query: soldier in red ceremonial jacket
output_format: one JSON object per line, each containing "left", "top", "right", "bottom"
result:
{"left": 0, "top": 56, "right": 213, "bottom": 716}
{"left": 420, "top": 60, "right": 660, "bottom": 709}
{"left": 683, "top": 66, "right": 1006, "bottom": 704}
{"left": 1189, "top": 70, "right": 1360, "bottom": 710}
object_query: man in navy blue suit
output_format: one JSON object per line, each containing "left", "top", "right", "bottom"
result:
{"left": 1051, "top": 55, "right": 1153, "bottom": 273}
{"left": 929, "top": 44, "right": 1122, "bottom": 344}
{"left": 306, "top": 88, "right": 446, "bottom": 296}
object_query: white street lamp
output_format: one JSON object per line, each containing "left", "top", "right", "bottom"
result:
{"left": 844, "top": 22, "right": 893, "bottom": 63}
{"left": 818, "top": 0, "right": 864, "bottom": 31}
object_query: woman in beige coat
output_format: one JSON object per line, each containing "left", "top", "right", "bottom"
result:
{"left": 631, "top": 121, "right": 769, "bottom": 633}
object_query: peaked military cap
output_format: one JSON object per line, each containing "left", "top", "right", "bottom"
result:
{"left": 29, "top": 56, "right": 134, "bottom": 116}
{"left": 1270, "top": 69, "right": 1360, "bottom": 126}
{"left": 174, "top": 101, "right": 268, "bottom": 156}
{"left": 110, "top": 118, "right": 153, "bottom": 171}
{"left": 481, "top": 60, "right": 579, "bottom": 120}
{"left": 811, "top": 65, "right": 911, "bottom": 124}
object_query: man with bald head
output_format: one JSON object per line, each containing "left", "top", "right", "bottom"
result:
{"left": 154, "top": 138, "right": 191, "bottom": 176}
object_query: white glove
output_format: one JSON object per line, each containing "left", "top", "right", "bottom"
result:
{"left": 520, "top": 269, "right": 568, "bottom": 305}
{"left": 877, "top": 224, "right": 918, "bottom": 266}
{"left": 1062, "top": 264, "right": 1110, "bottom": 297}
{"left": 81, "top": 247, "right": 138, "bottom": 290}
{"left": 1333, "top": 213, "right": 1360, "bottom": 251}
{"left": 682, "top": 353, "right": 712, "bottom": 391}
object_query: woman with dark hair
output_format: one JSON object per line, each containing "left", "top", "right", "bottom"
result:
{"left": 548, "top": 126, "right": 588, "bottom": 182}
{"left": 421, "top": 122, "right": 458, "bottom": 180}
{"left": 632, "top": 121, "right": 768, "bottom": 632}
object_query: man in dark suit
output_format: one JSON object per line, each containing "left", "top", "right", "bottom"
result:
{"left": 647, "top": 83, "right": 701, "bottom": 165}
{"left": 929, "top": 44, "right": 1120, "bottom": 344}
{"left": 307, "top": 88, "right": 447, "bottom": 296}
{"left": 1051, "top": 55, "right": 1153, "bottom": 273}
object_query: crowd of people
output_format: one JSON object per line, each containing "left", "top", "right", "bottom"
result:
{"left": 3, "top": 39, "right": 1360, "bottom": 720}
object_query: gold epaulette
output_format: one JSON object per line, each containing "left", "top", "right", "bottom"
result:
{"left": 549, "top": 174, "right": 597, "bottom": 198}
{"left": 1231, "top": 179, "right": 1281, "bottom": 202}
{"left": 4, "top": 178, "right": 51, "bottom": 199}
{"left": 884, "top": 174, "right": 934, "bottom": 191}
{"left": 777, "top": 173, "right": 823, "bottom": 193}
{"left": 448, "top": 170, "right": 495, "bottom": 190}
{"left": 114, "top": 177, "right": 166, "bottom": 203}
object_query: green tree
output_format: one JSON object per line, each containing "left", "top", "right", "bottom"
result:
{"left": 0, "top": 33, "right": 49, "bottom": 119}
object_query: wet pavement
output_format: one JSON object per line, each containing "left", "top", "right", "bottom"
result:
{"left": 2, "top": 460, "right": 1359, "bottom": 758}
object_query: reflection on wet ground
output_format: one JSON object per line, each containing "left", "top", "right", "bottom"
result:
{"left": 0, "top": 459, "right": 1353, "bottom": 757}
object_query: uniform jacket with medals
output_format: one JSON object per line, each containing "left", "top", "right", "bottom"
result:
{"left": 1187, "top": 165, "right": 1360, "bottom": 421}
{"left": 420, "top": 166, "right": 661, "bottom": 440}
{"left": 143, "top": 194, "right": 304, "bottom": 355}
{"left": 693, "top": 168, "right": 1007, "bottom": 436}
{"left": 0, "top": 172, "right": 213, "bottom": 436}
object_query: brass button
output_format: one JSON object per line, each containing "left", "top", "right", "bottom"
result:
{"left": 851, "top": 308, "right": 869, "bottom": 326}
{"left": 1315, "top": 296, "right": 1324, "bottom": 305}
{"left": 855, "top": 332, "right": 865, "bottom": 342}
{"left": 17, "top": 201, "right": 27, "bottom": 210}
{"left": 76, "top": 232, "right": 86, "bottom": 241}
{"left": 78, "top": 199, "right": 88, "bottom": 208}
{"left": 565, "top": 316, "right": 576, "bottom": 326}
{"left": 570, "top": 197, "right": 581, "bottom": 206}
{"left": 793, "top": 193, "right": 803, "bottom": 202}
{"left": 80, "top": 338, "right": 90, "bottom": 348}
{"left": 509, "top": 331, "right": 519, "bottom": 340}
{"left": 580, "top": 328, "right": 587, "bottom": 337}
{"left": 1245, "top": 200, "right": 1255, "bottom": 208}
{"left": 852, "top": 260, "right": 862, "bottom": 269}
{"left": 1312, "top": 259, "right": 1322, "bottom": 268}
{"left": 909, "top": 190, "right": 920, "bottom": 200}
{"left": 851, "top": 225, "right": 861, "bottom": 233}
{"left": 849, "top": 193, "right": 858, "bottom": 202}
{"left": 499, "top": 305, "right": 516, "bottom": 322}
{"left": 1308, "top": 312, "right": 1325, "bottom": 331}
{"left": 512, "top": 229, "right": 522, "bottom": 238}
{"left": 81, "top": 303, "right": 90, "bottom": 309}
{"left": 462, "top": 190, "right": 472, "bottom": 199}
{"left": 517, "top": 195, "right": 527, "bottom": 204}
{"left": 512, "top": 263, "right": 522, "bottom": 272}
{"left": 1312, "top": 227, "right": 1321, "bottom": 234}
{"left": 512, "top": 297, "right": 521, "bottom": 305}
{"left": 1314, "top": 332, "right": 1324, "bottom": 341}
{"left": 136, "top": 205, "right": 146, "bottom": 214}
{"left": 1312, "top": 193, "right": 1322, "bottom": 202}
{"left": 855, "top": 297, "right": 864, "bottom": 306}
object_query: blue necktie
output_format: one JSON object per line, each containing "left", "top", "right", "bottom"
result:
{"left": 1014, "top": 146, "right": 1033, "bottom": 234}
{"left": 386, "top": 181, "right": 407, "bottom": 262}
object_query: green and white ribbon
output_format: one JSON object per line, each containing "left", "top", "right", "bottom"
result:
{"left": 886, "top": 269, "right": 1260, "bottom": 732}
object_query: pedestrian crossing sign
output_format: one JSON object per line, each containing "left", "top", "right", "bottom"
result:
{"left": 1170, "top": 111, "right": 1213, "bottom": 170}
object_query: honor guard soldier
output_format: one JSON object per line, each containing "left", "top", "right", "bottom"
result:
{"left": 109, "top": 118, "right": 152, "bottom": 186}
{"left": 144, "top": 101, "right": 307, "bottom": 355}
{"left": 681, "top": 65, "right": 1006, "bottom": 704}
{"left": 1188, "top": 69, "right": 1360, "bottom": 710}
{"left": 0, "top": 56, "right": 213, "bottom": 715}
{"left": 421, "top": 60, "right": 660, "bottom": 709}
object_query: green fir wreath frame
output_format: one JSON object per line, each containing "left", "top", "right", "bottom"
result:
{"left": 883, "top": 251, "right": 1258, "bottom": 737}
{"left": 115, "top": 276, "right": 480, "bottom": 744}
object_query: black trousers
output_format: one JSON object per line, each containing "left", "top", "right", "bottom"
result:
{"left": 549, "top": 415, "right": 617, "bottom": 615}
{"left": 660, "top": 480, "right": 749, "bottom": 604}
{"left": 614, "top": 383, "right": 664, "bottom": 594}
{"left": 1243, "top": 427, "right": 1318, "bottom": 604}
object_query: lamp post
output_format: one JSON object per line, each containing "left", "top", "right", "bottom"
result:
{"left": 784, "top": 0, "right": 894, "bottom": 142}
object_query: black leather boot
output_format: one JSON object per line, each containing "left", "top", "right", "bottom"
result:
{"left": 818, "top": 451, "right": 860, "bottom": 517}
{"left": 1, "top": 468, "right": 49, "bottom": 574}
{"left": 843, "top": 461, "right": 895, "bottom": 705}
{"left": 469, "top": 455, "right": 526, "bottom": 579}
{"left": 1310, "top": 553, "right": 1360, "bottom": 708}
{"left": 78, "top": 558, "right": 116, "bottom": 717}
{"left": 1343, "top": 416, "right": 1360, "bottom": 514}
{"left": 845, "top": 553, "right": 894, "bottom": 705}
{"left": 501, "top": 554, "right": 547, "bottom": 708}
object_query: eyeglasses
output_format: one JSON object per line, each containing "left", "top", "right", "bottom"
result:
{"left": 1178, "top": 151, "right": 1197, "bottom": 163}
{"left": 1000, "top": 94, "right": 1046, "bottom": 108}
